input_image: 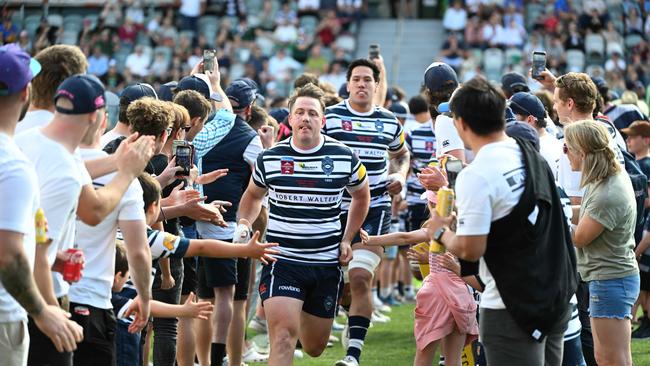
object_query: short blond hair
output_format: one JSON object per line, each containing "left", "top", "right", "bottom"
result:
{"left": 564, "top": 120, "right": 621, "bottom": 187}
{"left": 32, "top": 45, "right": 88, "bottom": 109}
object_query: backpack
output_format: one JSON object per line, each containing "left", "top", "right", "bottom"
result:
{"left": 598, "top": 117, "right": 648, "bottom": 241}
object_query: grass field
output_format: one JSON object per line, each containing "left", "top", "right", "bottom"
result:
{"left": 273, "top": 303, "right": 650, "bottom": 366}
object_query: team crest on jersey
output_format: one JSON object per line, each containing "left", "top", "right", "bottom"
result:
{"left": 375, "top": 119, "right": 384, "bottom": 132}
{"left": 425, "top": 141, "right": 434, "bottom": 151}
{"left": 281, "top": 157, "right": 294, "bottom": 174}
{"left": 163, "top": 233, "right": 176, "bottom": 251}
{"left": 342, "top": 119, "right": 353, "bottom": 131}
{"left": 322, "top": 156, "right": 334, "bottom": 176}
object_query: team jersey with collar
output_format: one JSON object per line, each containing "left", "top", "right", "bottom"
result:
{"left": 405, "top": 120, "right": 436, "bottom": 206}
{"left": 323, "top": 99, "right": 404, "bottom": 210}
{"left": 252, "top": 136, "right": 366, "bottom": 266}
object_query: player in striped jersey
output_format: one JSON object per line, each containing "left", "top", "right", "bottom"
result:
{"left": 237, "top": 84, "right": 370, "bottom": 364}
{"left": 323, "top": 58, "right": 410, "bottom": 366}
{"left": 405, "top": 119, "right": 437, "bottom": 232}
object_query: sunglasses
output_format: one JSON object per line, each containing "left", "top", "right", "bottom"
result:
{"left": 166, "top": 127, "right": 173, "bottom": 135}
{"left": 563, "top": 143, "right": 570, "bottom": 154}
{"left": 181, "top": 125, "right": 192, "bottom": 132}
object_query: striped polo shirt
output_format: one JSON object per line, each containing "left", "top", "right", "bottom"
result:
{"left": 323, "top": 99, "right": 404, "bottom": 210}
{"left": 252, "top": 136, "right": 366, "bottom": 265}
{"left": 405, "top": 120, "right": 436, "bottom": 206}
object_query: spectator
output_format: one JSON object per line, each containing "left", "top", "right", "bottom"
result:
{"left": 305, "top": 44, "right": 329, "bottom": 75}
{"left": 578, "top": 5, "right": 608, "bottom": 33}
{"left": 605, "top": 52, "right": 626, "bottom": 73}
{"left": 481, "top": 12, "right": 504, "bottom": 48}
{"left": 95, "top": 29, "right": 116, "bottom": 57}
{"left": 156, "top": 16, "right": 179, "bottom": 46}
{"left": 258, "top": 0, "right": 278, "bottom": 31}
{"left": 625, "top": 7, "right": 644, "bottom": 35}
{"left": 268, "top": 48, "right": 301, "bottom": 82}
{"left": 275, "top": 2, "right": 298, "bottom": 26}
{"left": 126, "top": 45, "right": 151, "bottom": 78}
{"left": 101, "top": 60, "right": 126, "bottom": 92}
{"left": 503, "top": 4, "right": 524, "bottom": 30}
{"left": 17, "top": 30, "right": 32, "bottom": 53}
{"left": 274, "top": 19, "right": 299, "bottom": 45}
{"left": 125, "top": 0, "right": 146, "bottom": 25}
{"left": 442, "top": 0, "right": 468, "bottom": 33}
{"left": 319, "top": 60, "right": 346, "bottom": 90}
{"left": 602, "top": 21, "right": 623, "bottom": 48}
{"left": 316, "top": 10, "right": 341, "bottom": 47}
{"left": 88, "top": 46, "right": 110, "bottom": 77}
{"left": 297, "top": 0, "right": 320, "bottom": 17}
{"left": 0, "top": 17, "right": 18, "bottom": 44}
{"left": 495, "top": 19, "right": 526, "bottom": 48}
{"left": 564, "top": 22, "right": 584, "bottom": 51}
{"left": 290, "top": 33, "right": 311, "bottom": 63}
{"left": 118, "top": 17, "right": 141, "bottom": 45}
{"left": 464, "top": 15, "right": 484, "bottom": 48}
{"left": 101, "top": 1, "right": 122, "bottom": 30}
{"left": 150, "top": 50, "right": 171, "bottom": 79}
{"left": 440, "top": 33, "right": 466, "bottom": 71}
{"left": 179, "top": 0, "right": 205, "bottom": 33}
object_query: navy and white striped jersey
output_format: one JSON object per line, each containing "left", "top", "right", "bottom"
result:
{"left": 252, "top": 136, "right": 367, "bottom": 266}
{"left": 405, "top": 120, "right": 436, "bottom": 206}
{"left": 323, "top": 100, "right": 404, "bottom": 210}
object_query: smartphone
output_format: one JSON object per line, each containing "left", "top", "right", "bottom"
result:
{"left": 203, "top": 49, "right": 216, "bottom": 73}
{"left": 173, "top": 140, "right": 193, "bottom": 176}
{"left": 531, "top": 51, "right": 547, "bottom": 80}
{"left": 369, "top": 44, "right": 380, "bottom": 59}
{"left": 444, "top": 158, "right": 464, "bottom": 189}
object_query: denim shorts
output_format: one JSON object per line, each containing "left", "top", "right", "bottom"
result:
{"left": 588, "top": 274, "right": 640, "bottom": 320}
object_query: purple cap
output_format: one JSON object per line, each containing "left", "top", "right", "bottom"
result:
{"left": 0, "top": 44, "right": 41, "bottom": 96}
{"left": 54, "top": 74, "right": 106, "bottom": 115}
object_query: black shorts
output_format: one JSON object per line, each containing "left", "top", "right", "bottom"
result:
{"left": 641, "top": 269, "right": 650, "bottom": 291}
{"left": 181, "top": 257, "right": 198, "bottom": 296}
{"left": 234, "top": 258, "right": 251, "bottom": 301}
{"left": 70, "top": 303, "right": 116, "bottom": 366}
{"left": 28, "top": 297, "right": 73, "bottom": 366}
{"left": 196, "top": 237, "right": 251, "bottom": 300}
{"left": 340, "top": 206, "right": 391, "bottom": 245}
{"left": 259, "top": 261, "right": 343, "bottom": 318}
{"left": 404, "top": 204, "right": 429, "bottom": 250}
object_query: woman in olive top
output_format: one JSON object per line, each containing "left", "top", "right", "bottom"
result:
{"left": 565, "top": 120, "right": 639, "bottom": 366}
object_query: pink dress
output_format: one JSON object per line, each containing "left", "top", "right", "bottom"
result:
{"left": 413, "top": 251, "right": 479, "bottom": 351}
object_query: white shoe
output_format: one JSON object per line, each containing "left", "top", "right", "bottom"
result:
{"left": 371, "top": 310, "right": 390, "bottom": 323}
{"left": 329, "top": 334, "right": 340, "bottom": 343}
{"left": 332, "top": 319, "right": 345, "bottom": 331}
{"left": 341, "top": 323, "right": 350, "bottom": 349}
{"left": 242, "top": 347, "right": 269, "bottom": 363}
{"left": 248, "top": 316, "right": 268, "bottom": 333}
{"left": 294, "top": 349, "right": 304, "bottom": 359}
{"left": 373, "top": 296, "right": 391, "bottom": 314}
{"left": 335, "top": 355, "right": 360, "bottom": 366}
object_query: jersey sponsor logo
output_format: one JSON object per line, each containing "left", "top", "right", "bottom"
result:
{"left": 273, "top": 192, "right": 339, "bottom": 203}
{"left": 259, "top": 283, "right": 267, "bottom": 295}
{"left": 163, "top": 233, "right": 176, "bottom": 251}
{"left": 322, "top": 156, "right": 334, "bottom": 176}
{"left": 504, "top": 167, "right": 525, "bottom": 191}
{"left": 442, "top": 139, "right": 450, "bottom": 148}
{"left": 296, "top": 179, "right": 317, "bottom": 188}
{"left": 356, "top": 135, "right": 375, "bottom": 143}
{"left": 298, "top": 162, "right": 319, "bottom": 171}
{"left": 281, "top": 157, "right": 294, "bottom": 175}
{"left": 375, "top": 119, "right": 384, "bottom": 133}
{"left": 342, "top": 119, "right": 353, "bottom": 131}
{"left": 353, "top": 148, "right": 386, "bottom": 158}
{"left": 425, "top": 141, "right": 434, "bottom": 151}
{"left": 73, "top": 306, "right": 90, "bottom": 316}
{"left": 279, "top": 285, "right": 301, "bottom": 293}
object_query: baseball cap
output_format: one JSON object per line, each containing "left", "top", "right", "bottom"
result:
{"left": 0, "top": 44, "right": 41, "bottom": 96}
{"left": 505, "top": 121, "right": 540, "bottom": 151}
{"left": 389, "top": 102, "right": 409, "bottom": 119}
{"left": 509, "top": 92, "right": 546, "bottom": 121}
{"left": 158, "top": 81, "right": 177, "bottom": 102}
{"left": 423, "top": 62, "right": 458, "bottom": 92}
{"left": 621, "top": 121, "right": 650, "bottom": 138}
{"left": 54, "top": 74, "right": 106, "bottom": 115}
{"left": 225, "top": 78, "right": 257, "bottom": 110}
{"left": 176, "top": 74, "right": 222, "bottom": 102}
{"left": 120, "top": 83, "right": 158, "bottom": 104}
{"left": 501, "top": 72, "right": 529, "bottom": 95}
{"left": 269, "top": 107, "right": 289, "bottom": 123}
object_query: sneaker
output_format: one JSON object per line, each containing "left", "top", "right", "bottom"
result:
{"left": 294, "top": 350, "right": 304, "bottom": 359}
{"left": 335, "top": 356, "right": 360, "bottom": 366}
{"left": 371, "top": 310, "right": 390, "bottom": 323}
{"left": 248, "top": 316, "right": 268, "bottom": 333}
{"left": 341, "top": 323, "right": 350, "bottom": 349}
{"left": 329, "top": 334, "right": 340, "bottom": 343}
{"left": 242, "top": 347, "right": 269, "bottom": 363}
{"left": 382, "top": 296, "right": 401, "bottom": 306}
{"left": 632, "top": 318, "right": 650, "bottom": 339}
{"left": 373, "top": 296, "right": 392, "bottom": 314}
{"left": 332, "top": 319, "right": 345, "bottom": 331}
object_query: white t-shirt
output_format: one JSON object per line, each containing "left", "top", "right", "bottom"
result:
{"left": 15, "top": 109, "right": 54, "bottom": 134}
{"left": 100, "top": 129, "right": 125, "bottom": 148}
{"left": 180, "top": 0, "right": 203, "bottom": 17}
{"left": 455, "top": 138, "right": 525, "bottom": 309}
{"left": 15, "top": 129, "right": 89, "bottom": 298}
{"left": 0, "top": 133, "right": 40, "bottom": 322}
{"left": 197, "top": 136, "right": 263, "bottom": 239}
{"left": 434, "top": 114, "right": 464, "bottom": 156}
{"left": 68, "top": 149, "right": 145, "bottom": 309}
{"left": 539, "top": 133, "right": 562, "bottom": 180}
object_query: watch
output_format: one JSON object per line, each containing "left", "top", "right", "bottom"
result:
{"left": 433, "top": 227, "right": 446, "bottom": 243}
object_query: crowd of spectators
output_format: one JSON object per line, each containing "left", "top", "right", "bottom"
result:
{"left": 441, "top": 0, "right": 649, "bottom": 108}
{"left": 0, "top": 0, "right": 362, "bottom": 99}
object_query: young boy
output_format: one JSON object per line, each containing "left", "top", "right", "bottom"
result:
{"left": 112, "top": 173, "right": 279, "bottom": 366}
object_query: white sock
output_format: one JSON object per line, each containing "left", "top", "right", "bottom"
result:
{"left": 380, "top": 287, "right": 392, "bottom": 298}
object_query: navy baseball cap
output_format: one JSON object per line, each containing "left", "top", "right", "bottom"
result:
{"left": 157, "top": 81, "right": 177, "bottom": 102}
{"left": 509, "top": 92, "right": 546, "bottom": 121}
{"left": 501, "top": 72, "right": 529, "bottom": 95}
{"left": 0, "top": 44, "right": 41, "bottom": 96}
{"left": 120, "top": 83, "right": 158, "bottom": 103}
{"left": 226, "top": 78, "right": 257, "bottom": 109}
{"left": 389, "top": 102, "right": 409, "bottom": 119}
{"left": 423, "top": 62, "right": 458, "bottom": 92}
{"left": 338, "top": 82, "right": 349, "bottom": 99}
{"left": 177, "top": 74, "right": 222, "bottom": 102}
{"left": 54, "top": 74, "right": 106, "bottom": 115}
{"left": 506, "top": 121, "right": 540, "bottom": 151}
{"left": 269, "top": 107, "right": 289, "bottom": 123}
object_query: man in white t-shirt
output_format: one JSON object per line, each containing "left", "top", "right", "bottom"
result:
{"left": 16, "top": 45, "right": 88, "bottom": 134}
{"left": 68, "top": 107, "right": 152, "bottom": 366}
{"left": 0, "top": 44, "right": 83, "bottom": 366}
{"left": 427, "top": 76, "right": 573, "bottom": 366}
{"left": 509, "top": 91, "right": 562, "bottom": 178}
{"left": 15, "top": 74, "right": 154, "bottom": 365}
